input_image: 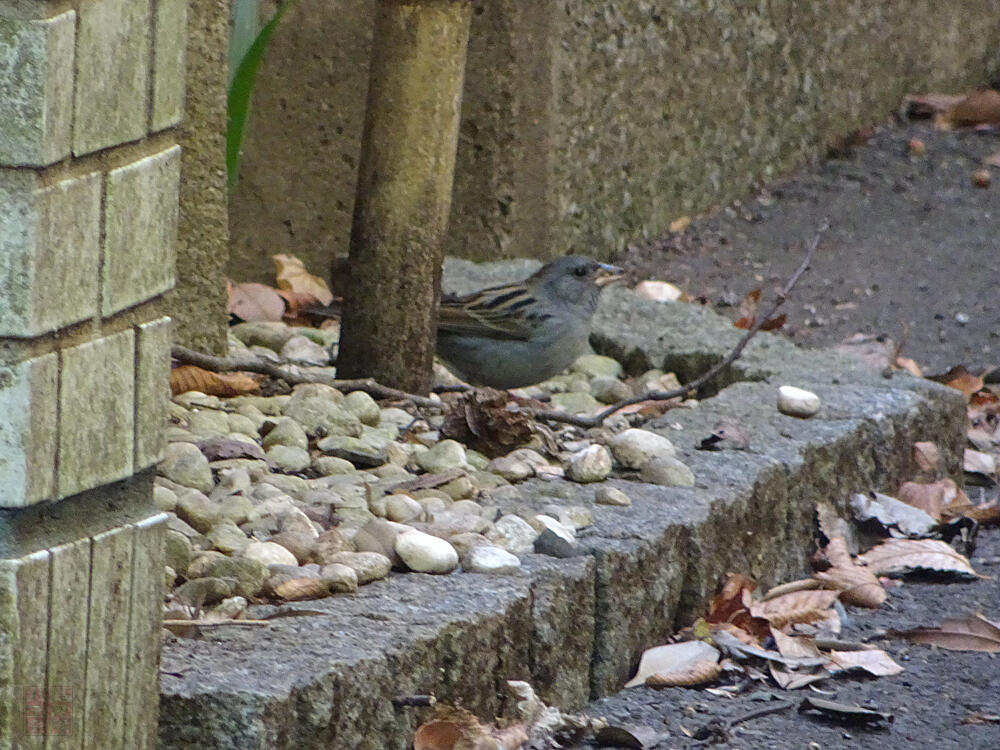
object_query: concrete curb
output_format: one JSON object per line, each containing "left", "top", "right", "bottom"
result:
{"left": 158, "top": 287, "right": 965, "bottom": 750}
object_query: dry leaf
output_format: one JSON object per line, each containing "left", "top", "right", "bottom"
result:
{"left": 894, "top": 355, "right": 923, "bottom": 377}
{"left": 964, "top": 449, "right": 997, "bottom": 477}
{"left": 227, "top": 281, "right": 286, "bottom": 322}
{"left": 749, "top": 590, "right": 841, "bottom": 629}
{"left": 856, "top": 538, "right": 980, "bottom": 578}
{"left": 912, "top": 441, "right": 942, "bottom": 476}
{"left": 930, "top": 365, "right": 985, "bottom": 399}
{"left": 896, "top": 478, "right": 967, "bottom": 521}
{"left": 273, "top": 253, "right": 334, "bottom": 305}
{"left": 624, "top": 641, "right": 720, "bottom": 688}
{"left": 170, "top": 365, "right": 261, "bottom": 397}
{"left": 762, "top": 578, "right": 821, "bottom": 601}
{"left": 940, "top": 89, "right": 1000, "bottom": 128}
{"left": 440, "top": 389, "right": 534, "bottom": 457}
{"left": 850, "top": 491, "right": 937, "bottom": 536}
{"left": 892, "top": 614, "right": 1000, "bottom": 653}
{"left": 963, "top": 503, "right": 1000, "bottom": 526}
{"left": 643, "top": 659, "right": 722, "bottom": 687}
{"left": 825, "top": 649, "right": 903, "bottom": 677}
{"left": 903, "top": 93, "right": 967, "bottom": 118}
{"left": 706, "top": 573, "right": 756, "bottom": 624}
{"left": 823, "top": 537, "right": 854, "bottom": 569}
{"left": 814, "top": 565, "right": 886, "bottom": 609}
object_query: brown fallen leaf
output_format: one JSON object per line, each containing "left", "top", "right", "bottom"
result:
{"left": 903, "top": 92, "right": 967, "bottom": 119}
{"left": 413, "top": 704, "right": 528, "bottom": 750}
{"left": 823, "top": 537, "right": 854, "bottom": 569}
{"left": 749, "top": 590, "right": 841, "bottom": 629}
{"left": 896, "top": 478, "right": 968, "bottom": 521}
{"left": 939, "top": 89, "right": 1000, "bottom": 128}
{"left": 929, "top": 364, "right": 986, "bottom": 399}
{"left": 762, "top": 578, "right": 822, "bottom": 601}
{"left": 894, "top": 355, "right": 923, "bottom": 377}
{"left": 856, "top": 538, "right": 980, "bottom": 579}
{"left": 892, "top": 614, "right": 1000, "bottom": 653}
{"left": 227, "top": 281, "right": 286, "bottom": 322}
{"left": 170, "top": 365, "right": 261, "bottom": 397}
{"left": 733, "top": 288, "right": 786, "bottom": 330}
{"left": 624, "top": 641, "right": 721, "bottom": 688}
{"left": 440, "top": 388, "right": 534, "bottom": 457}
{"left": 273, "top": 253, "right": 334, "bottom": 305}
{"left": 706, "top": 573, "right": 756, "bottom": 625}
{"left": 814, "top": 565, "right": 886, "bottom": 609}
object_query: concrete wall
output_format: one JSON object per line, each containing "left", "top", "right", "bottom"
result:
{"left": 0, "top": 0, "right": 177, "bottom": 746}
{"left": 227, "top": 0, "right": 1000, "bottom": 283}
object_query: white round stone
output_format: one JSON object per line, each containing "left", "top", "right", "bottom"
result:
{"left": 463, "top": 545, "right": 521, "bottom": 574}
{"left": 640, "top": 456, "right": 695, "bottom": 487}
{"left": 242, "top": 541, "right": 298, "bottom": 568}
{"left": 385, "top": 494, "right": 423, "bottom": 523}
{"left": 394, "top": 529, "right": 459, "bottom": 574}
{"left": 415, "top": 439, "right": 468, "bottom": 473}
{"left": 777, "top": 385, "right": 821, "bottom": 418}
{"left": 564, "top": 444, "right": 612, "bottom": 483}
{"left": 609, "top": 428, "right": 677, "bottom": 469}
{"left": 595, "top": 486, "right": 632, "bottom": 506}
{"left": 634, "top": 279, "right": 683, "bottom": 303}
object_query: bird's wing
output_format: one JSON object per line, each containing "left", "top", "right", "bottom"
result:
{"left": 438, "top": 282, "right": 551, "bottom": 341}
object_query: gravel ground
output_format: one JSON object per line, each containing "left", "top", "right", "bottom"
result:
{"left": 550, "top": 118, "right": 1000, "bottom": 750}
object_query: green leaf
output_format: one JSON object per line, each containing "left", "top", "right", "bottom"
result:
{"left": 227, "top": 0, "right": 297, "bottom": 194}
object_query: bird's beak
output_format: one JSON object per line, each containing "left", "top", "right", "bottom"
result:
{"left": 593, "top": 262, "right": 624, "bottom": 287}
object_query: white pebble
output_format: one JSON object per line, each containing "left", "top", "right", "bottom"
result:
{"left": 634, "top": 280, "right": 683, "bottom": 303}
{"left": 777, "top": 385, "right": 821, "bottom": 418}
{"left": 565, "top": 444, "right": 612, "bottom": 483}
{"left": 242, "top": 541, "right": 298, "bottom": 568}
{"left": 463, "top": 545, "right": 521, "bottom": 574}
{"left": 394, "top": 529, "right": 459, "bottom": 574}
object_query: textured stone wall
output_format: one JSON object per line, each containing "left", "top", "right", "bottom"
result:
{"left": 0, "top": 0, "right": 177, "bottom": 746}
{"left": 228, "top": 0, "right": 1000, "bottom": 280}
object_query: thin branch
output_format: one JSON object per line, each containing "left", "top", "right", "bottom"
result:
{"left": 171, "top": 345, "right": 441, "bottom": 408}
{"left": 537, "top": 220, "right": 829, "bottom": 428}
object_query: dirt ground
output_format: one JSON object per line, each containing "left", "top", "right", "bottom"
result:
{"left": 550, "top": 120, "right": 1000, "bottom": 749}
{"left": 621, "top": 119, "right": 1000, "bottom": 376}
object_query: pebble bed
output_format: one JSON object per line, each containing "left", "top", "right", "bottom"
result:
{"left": 160, "top": 320, "right": 694, "bottom": 623}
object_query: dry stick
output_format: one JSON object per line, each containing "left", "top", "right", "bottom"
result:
{"left": 170, "top": 345, "right": 440, "bottom": 408}
{"left": 537, "top": 219, "right": 830, "bottom": 428}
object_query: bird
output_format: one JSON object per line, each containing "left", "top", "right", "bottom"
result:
{"left": 304, "top": 255, "right": 623, "bottom": 389}
{"left": 435, "top": 255, "right": 622, "bottom": 388}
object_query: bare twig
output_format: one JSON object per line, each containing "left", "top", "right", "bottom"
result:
{"left": 162, "top": 619, "right": 270, "bottom": 627}
{"left": 171, "top": 345, "right": 440, "bottom": 408}
{"left": 537, "top": 220, "right": 829, "bottom": 428}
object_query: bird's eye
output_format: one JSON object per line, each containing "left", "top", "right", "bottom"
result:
{"left": 573, "top": 265, "right": 589, "bottom": 277}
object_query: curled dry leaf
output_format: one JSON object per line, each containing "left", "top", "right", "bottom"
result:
{"left": 413, "top": 704, "right": 523, "bottom": 750}
{"left": 850, "top": 491, "right": 937, "bottom": 537}
{"left": 440, "top": 388, "right": 535, "bottom": 457}
{"left": 706, "top": 572, "right": 756, "bottom": 624}
{"left": 814, "top": 565, "right": 886, "bottom": 609}
{"left": 826, "top": 649, "right": 903, "bottom": 677}
{"left": 749, "top": 590, "right": 841, "bottom": 629}
{"left": 929, "top": 364, "right": 985, "bottom": 399}
{"left": 624, "top": 640, "right": 721, "bottom": 688}
{"left": 227, "top": 281, "right": 286, "bottom": 322}
{"left": 170, "top": 365, "right": 261, "bottom": 397}
{"left": 857, "top": 538, "right": 980, "bottom": 579}
{"left": 762, "top": 578, "right": 822, "bottom": 601}
{"left": 273, "top": 253, "right": 334, "bottom": 305}
{"left": 891, "top": 614, "right": 1000, "bottom": 653}
{"left": 823, "top": 537, "right": 854, "bottom": 569}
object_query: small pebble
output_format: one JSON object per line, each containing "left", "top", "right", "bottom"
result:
{"left": 394, "top": 529, "right": 459, "bottom": 574}
{"left": 242, "top": 541, "right": 299, "bottom": 568}
{"left": 565, "top": 444, "right": 613, "bottom": 483}
{"left": 595, "top": 486, "right": 632, "bottom": 506}
{"left": 777, "top": 385, "right": 821, "bottom": 418}
{"left": 609, "top": 428, "right": 676, "bottom": 469}
{"left": 463, "top": 545, "right": 521, "bottom": 574}
{"left": 486, "top": 514, "right": 538, "bottom": 554}
{"left": 640, "top": 456, "right": 695, "bottom": 487}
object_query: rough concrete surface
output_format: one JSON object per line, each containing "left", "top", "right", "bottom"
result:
{"left": 157, "top": 284, "right": 965, "bottom": 749}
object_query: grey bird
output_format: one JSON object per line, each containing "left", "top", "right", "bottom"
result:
{"left": 435, "top": 255, "right": 622, "bottom": 388}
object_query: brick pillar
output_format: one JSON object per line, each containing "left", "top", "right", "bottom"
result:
{"left": 0, "top": 1, "right": 185, "bottom": 747}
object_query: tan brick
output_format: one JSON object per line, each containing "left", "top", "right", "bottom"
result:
{"left": 135, "top": 316, "right": 173, "bottom": 468}
{"left": 72, "top": 0, "right": 152, "bottom": 155}
{"left": 0, "top": 353, "right": 57, "bottom": 508}
{"left": 0, "top": 169, "right": 102, "bottom": 337}
{"left": 0, "top": 550, "right": 50, "bottom": 746}
{"left": 58, "top": 330, "right": 135, "bottom": 497}
{"left": 102, "top": 145, "right": 181, "bottom": 315}
{"left": 150, "top": 0, "right": 187, "bottom": 131}
{"left": 0, "top": 10, "right": 74, "bottom": 165}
